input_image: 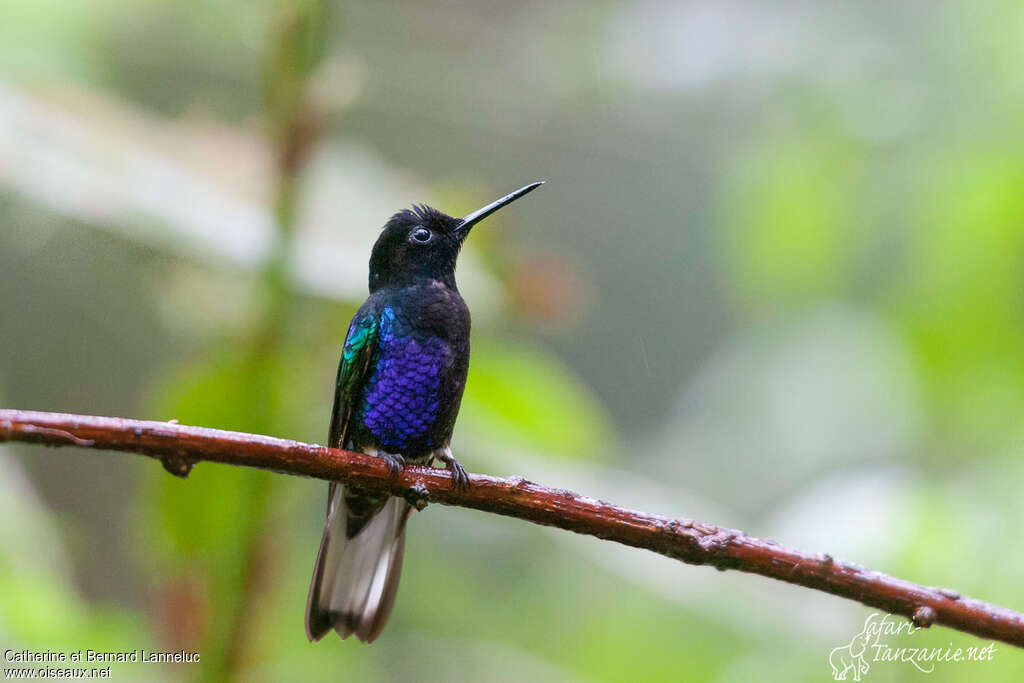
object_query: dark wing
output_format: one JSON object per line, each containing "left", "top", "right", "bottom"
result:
{"left": 325, "top": 306, "right": 380, "bottom": 515}
{"left": 328, "top": 306, "right": 380, "bottom": 450}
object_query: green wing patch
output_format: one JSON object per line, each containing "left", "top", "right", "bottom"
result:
{"left": 328, "top": 311, "right": 379, "bottom": 450}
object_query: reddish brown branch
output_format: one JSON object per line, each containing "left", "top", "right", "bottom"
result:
{"left": 2, "top": 408, "right": 1023, "bottom": 648}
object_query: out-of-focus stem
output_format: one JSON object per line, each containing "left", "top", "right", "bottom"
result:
{"left": 204, "top": 2, "right": 329, "bottom": 679}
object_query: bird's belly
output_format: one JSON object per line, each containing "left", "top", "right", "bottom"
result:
{"left": 359, "top": 335, "right": 454, "bottom": 451}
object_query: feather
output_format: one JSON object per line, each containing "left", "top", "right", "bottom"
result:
{"left": 306, "top": 485, "right": 411, "bottom": 642}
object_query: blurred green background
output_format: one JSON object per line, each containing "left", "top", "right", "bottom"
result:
{"left": 2, "top": 0, "right": 1024, "bottom": 681}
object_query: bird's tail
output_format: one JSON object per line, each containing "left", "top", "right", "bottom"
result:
{"left": 305, "top": 486, "right": 411, "bottom": 642}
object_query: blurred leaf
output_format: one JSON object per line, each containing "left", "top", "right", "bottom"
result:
{"left": 720, "top": 133, "right": 865, "bottom": 309}
{"left": 896, "top": 459, "right": 1024, "bottom": 615}
{"left": 896, "top": 152, "right": 1024, "bottom": 449}
{"left": 141, "top": 344, "right": 293, "bottom": 559}
{"left": 136, "top": 338, "right": 323, "bottom": 676}
{"left": 0, "top": 453, "right": 150, "bottom": 673}
{"left": 460, "top": 339, "right": 611, "bottom": 460}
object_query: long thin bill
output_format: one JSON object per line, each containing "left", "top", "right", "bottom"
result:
{"left": 456, "top": 181, "right": 544, "bottom": 234}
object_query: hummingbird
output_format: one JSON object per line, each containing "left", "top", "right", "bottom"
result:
{"left": 306, "top": 181, "right": 544, "bottom": 643}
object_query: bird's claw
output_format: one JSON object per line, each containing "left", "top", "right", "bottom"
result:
{"left": 379, "top": 451, "right": 406, "bottom": 479}
{"left": 435, "top": 448, "right": 470, "bottom": 493}
{"left": 447, "top": 459, "right": 470, "bottom": 493}
{"left": 405, "top": 483, "right": 431, "bottom": 510}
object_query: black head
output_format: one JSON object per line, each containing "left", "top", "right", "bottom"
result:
{"left": 368, "top": 182, "right": 543, "bottom": 292}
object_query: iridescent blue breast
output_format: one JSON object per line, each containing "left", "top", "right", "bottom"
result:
{"left": 359, "top": 306, "right": 453, "bottom": 450}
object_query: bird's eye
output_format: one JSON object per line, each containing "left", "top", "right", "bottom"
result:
{"left": 409, "top": 227, "right": 432, "bottom": 244}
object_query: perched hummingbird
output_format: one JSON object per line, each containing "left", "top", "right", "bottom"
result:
{"left": 306, "top": 181, "right": 544, "bottom": 643}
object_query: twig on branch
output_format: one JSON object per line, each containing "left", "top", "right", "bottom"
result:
{"left": 2, "top": 408, "right": 1023, "bottom": 648}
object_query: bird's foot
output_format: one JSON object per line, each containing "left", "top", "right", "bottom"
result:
{"left": 435, "top": 447, "right": 470, "bottom": 492}
{"left": 404, "top": 483, "right": 431, "bottom": 511}
{"left": 378, "top": 450, "right": 406, "bottom": 479}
